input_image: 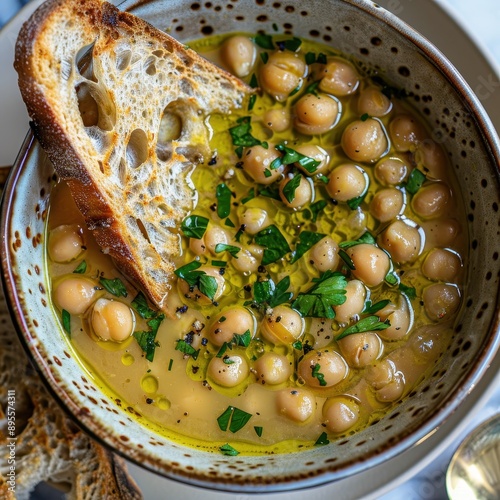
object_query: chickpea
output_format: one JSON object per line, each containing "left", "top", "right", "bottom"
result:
{"left": 204, "top": 225, "right": 230, "bottom": 255}
{"left": 220, "top": 35, "right": 256, "bottom": 77}
{"left": 389, "top": 114, "right": 427, "bottom": 152}
{"left": 326, "top": 163, "right": 367, "bottom": 202}
{"left": 263, "top": 108, "right": 290, "bottom": 132}
{"left": 422, "top": 218, "right": 461, "bottom": 248}
{"left": 294, "top": 144, "right": 330, "bottom": 175}
{"left": 242, "top": 144, "right": 283, "bottom": 184}
{"left": 423, "top": 283, "right": 460, "bottom": 321}
{"left": 310, "top": 236, "right": 340, "bottom": 273}
{"left": 239, "top": 208, "right": 270, "bottom": 235}
{"left": 378, "top": 220, "right": 422, "bottom": 264}
{"left": 374, "top": 157, "right": 408, "bottom": 186}
{"left": 323, "top": 396, "right": 360, "bottom": 433}
{"left": 422, "top": 248, "right": 462, "bottom": 282}
{"left": 377, "top": 297, "right": 412, "bottom": 341}
{"left": 260, "top": 50, "right": 306, "bottom": 101}
{"left": 254, "top": 352, "right": 292, "bottom": 385}
{"left": 279, "top": 174, "right": 313, "bottom": 208}
{"left": 206, "top": 307, "right": 256, "bottom": 346}
{"left": 338, "top": 332, "right": 383, "bottom": 368}
{"left": 412, "top": 182, "right": 451, "bottom": 219}
{"left": 294, "top": 93, "right": 340, "bottom": 135}
{"left": 189, "top": 236, "right": 207, "bottom": 256}
{"left": 297, "top": 349, "right": 348, "bottom": 388}
{"left": 91, "top": 298, "right": 135, "bottom": 342}
{"left": 414, "top": 140, "right": 448, "bottom": 181}
{"left": 260, "top": 305, "right": 304, "bottom": 345}
{"left": 341, "top": 118, "right": 388, "bottom": 163}
{"left": 357, "top": 87, "right": 392, "bottom": 117}
{"left": 366, "top": 361, "right": 405, "bottom": 402}
{"left": 232, "top": 247, "right": 260, "bottom": 274}
{"left": 48, "top": 224, "right": 84, "bottom": 263}
{"left": 207, "top": 353, "right": 249, "bottom": 388}
{"left": 177, "top": 266, "right": 225, "bottom": 305}
{"left": 369, "top": 188, "right": 405, "bottom": 222}
{"left": 276, "top": 388, "right": 316, "bottom": 423}
{"left": 53, "top": 276, "right": 99, "bottom": 315}
{"left": 318, "top": 57, "right": 360, "bottom": 96}
{"left": 334, "top": 280, "right": 366, "bottom": 324}
{"left": 347, "top": 244, "right": 390, "bottom": 287}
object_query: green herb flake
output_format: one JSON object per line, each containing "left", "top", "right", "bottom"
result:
{"left": 314, "top": 432, "right": 330, "bottom": 446}
{"left": 317, "top": 53, "right": 327, "bottom": 64}
{"left": 336, "top": 315, "right": 391, "bottom": 341}
{"left": 254, "top": 426, "right": 263, "bottom": 437}
{"left": 338, "top": 249, "right": 356, "bottom": 270}
{"left": 174, "top": 261, "right": 218, "bottom": 301}
{"left": 305, "top": 52, "right": 316, "bottom": 65}
{"left": 233, "top": 329, "right": 252, "bottom": 347}
{"left": 131, "top": 291, "right": 157, "bottom": 319}
{"left": 360, "top": 113, "right": 370, "bottom": 121}
{"left": 216, "top": 183, "right": 232, "bottom": 219}
{"left": 399, "top": 283, "right": 417, "bottom": 300}
{"left": 318, "top": 174, "right": 329, "bottom": 184}
{"left": 249, "top": 276, "right": 293, "bottom": 310}
{"left": 133, "top": 314, "right": 164, "bottom": 363}
{"left": 215, "top": 243, "right": 241, "bottom": 258}
{"left": 73, "top": 260, "right": 87, "bottom": 274}
{"left": 405, "top": 168, "right": 426, "bottom": 194}
{"left": 168, "top": 358, "right": 174, "bottom": 371}
{"left": 311, "top": 363, "right": 327, "bottom": 386}
{"left": 217, "top": 406, "right": 252, "bottom": 433}
{"left": 291, "top": 231, "right": 326, "bottom": 264}
{"left": 249, "top": 73, "right": 258, "bottom": 88}
{"left": 292, "top": 271, "right": 347, "bottom": 319}
{"left": 292, "top": 340, "right": 303, "bottom": 350}
{"left": 181, "top": 215, "right": 209, "bottom": 239}
{"left": 304, "top": 80, "right": 320, "bottom": 96}
{"left": 248, "top": 93, "right": 257, "bottom": 111}
{"left": 223, "top": 356, "right": 235, "bottom": 365}
{"left": 281, "top": 37, "right": 302, "bottom": 52}
{"left": 225, "top": 218, "right": 236, "bottom": 228}
{"left": 282, "top": 173, "right": 303, "bottom": 203}
{"left": 229, "top": 116, "right": 262, "bottom": 148}
{"left": 273, "top": 143, "right": 321, "bottom": 173}
{"left": 363, "top": 299, "right": 391, "bottom": 314}
{"left": 175, "top": 339, "right": 200, "bottom": 360}
{"left": 99, "top": 277, "right": 128, "bottom": 297}
{"left": 241, "top": 188, "right": 256, "bottom": 204}
{"left": 309, "top": 200, "right": 327, "bottom": 222}
{"left": 62, "top": 309, "right": 71, "bottom": 336}
{"left": 260, "top": 52, "right": 269, "bottom": 64}
{"left": 385, "top": 271, "right": 399, "bottom": 286}
{"left": 220, "top": 443, "right": 239, "bottom": 456}
{"left": 254, "top": 34, "right": 274, "bottom": 49}
{"left": 347, "top": 191, "right": 367, "bottom": 210}
{"left": 339, "top": 232, "right": 377, "bottom": 249}
{"left": 211, "top": 260, "right": 227, "bottom": 268}
{"left": 254, "top": 225, "right": 291, "bottom": 265}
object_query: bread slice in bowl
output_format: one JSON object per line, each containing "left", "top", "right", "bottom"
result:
{"left": 14, "top": 0, "right": 251, "bottom": 313}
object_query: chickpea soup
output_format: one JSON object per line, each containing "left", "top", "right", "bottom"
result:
{"left": 47, "top": 32, "right": 467, "bottom": 456}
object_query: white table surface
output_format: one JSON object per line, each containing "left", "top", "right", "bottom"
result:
{"left": 1, "top": 1, "right": 499, "bottom": 499}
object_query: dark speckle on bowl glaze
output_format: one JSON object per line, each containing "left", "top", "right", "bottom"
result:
{"left": 1, "top": 0, "right": 499, "bottom": 493}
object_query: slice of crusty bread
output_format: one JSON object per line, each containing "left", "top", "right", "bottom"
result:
{"left": 14, "top": 0, "right": 250, "bottom": 313}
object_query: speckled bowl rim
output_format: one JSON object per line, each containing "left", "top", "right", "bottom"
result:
{"left": 1, "top": 0, "right": 500, "bottom": 493}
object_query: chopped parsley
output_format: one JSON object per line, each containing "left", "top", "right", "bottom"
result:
{"left": 270, "top": 143, "right": 321, "bottom": 173}
{"left": 245, "top": 275, "right": 293, "bottom": 310}
{"left": 314, "top": 432, "right": 330, "bottom": 446}
{"left": 282, "top": 173, "right": 303, "bottom": 203}
{"left": 175, "top": 339, "right": 199, "bottom": 360}
{"left": 336, "top": 315, "right": 391, "bottom": 341}
{"left": 363, "top": 299, "right": 391, "bottom": 314}
{"left": 216, "top": 183, "right": 232, "bottom": 219}
{"left": 292, "top": 271, "right": 347, "bottom": 318}
{"left": 99, "top": 277, "right": 127, "bottom": 297}
{"left": 254, "top": 426, "right": 263, "bottom": 437}
{"left": 219, "top": 443, "right": 239, "bottom": 456}
{"left": 338, "top": 249, "right": 356, "bottom": 270}
{"left": 308, "top": 199, "right": 327, "bottom": 222}
{"left": 311, "top": 363, "right": 327, "bottom": 386}
{"left": 174, "top": 261, "right": 218, "bottom": 301}
{"left": 131, "top": 291, "right": 157, "bottom": 319}
{"left": 399, "top": 282, "right": 417, "bottom": 300}
{"left": 254, "top": 34, "right": 274, "bottom": 50}
{"left": 254, "top": 225, "right": 291, "bottom": 265}
{"left": 133, "top": 314, "right": 165, "bottom": 362}
{"left": 228, "top": 116, "right": 263, "bottom": 157}
{"left": 405, "top": 168, "right": 426, "bottom": 194}
{"left": 217, "top": 406, "right": 252, "bottom": 433}
{"left": 291, "top": 231, "right": 326, "bottom": 264}
{"left": 214, "top": 243, "right": 241, "bottom": 258}
{"left": 62, "top": 309, "right": 71, "bottom": 336}
{"left": 241, "top": 188, "right": 256, "bottom": 204}
{"left": 181, "top": 215, "right": 208, "bottom": 239}
{"left": 73, "top": 260, "right": 87, "bottom": 274}
{"left": 339, "top": 232, "right": 377, "bottom": 249}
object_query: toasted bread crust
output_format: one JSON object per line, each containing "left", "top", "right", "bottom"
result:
{"left": 15, "top": 0, "right": 250, "bottom": 312}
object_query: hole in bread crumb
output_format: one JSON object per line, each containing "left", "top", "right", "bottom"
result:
{"left": 136, "top": 218, "right": 151, "bottom": 243}
{"left": 156, "top": 106, "right": 183, "bottom": 161}
{"left": 75, "top": 82, "right": 116, "bottom": 131}
{"left": 144, "top": 56, "right": 157, "bottom": 76}
{"left": 115, "top": 47, "right": 133, "bottom": 71}
{"left": 126, "top": 129, "right": 149, "bottom": 169}
{"left": 75, "top": 43, "right": 97, "bottom": 82}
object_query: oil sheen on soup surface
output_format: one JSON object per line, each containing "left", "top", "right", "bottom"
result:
{"left": 47, "top": 32, "right": 466, "bottom": 455}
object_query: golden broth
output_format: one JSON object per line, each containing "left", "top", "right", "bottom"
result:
{"left": 47, "top": 33, "right": 466, "bottom": 455}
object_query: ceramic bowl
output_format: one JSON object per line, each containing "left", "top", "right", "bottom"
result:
{"left": 2, "top": 0, "right": 500, "bottom": 493}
